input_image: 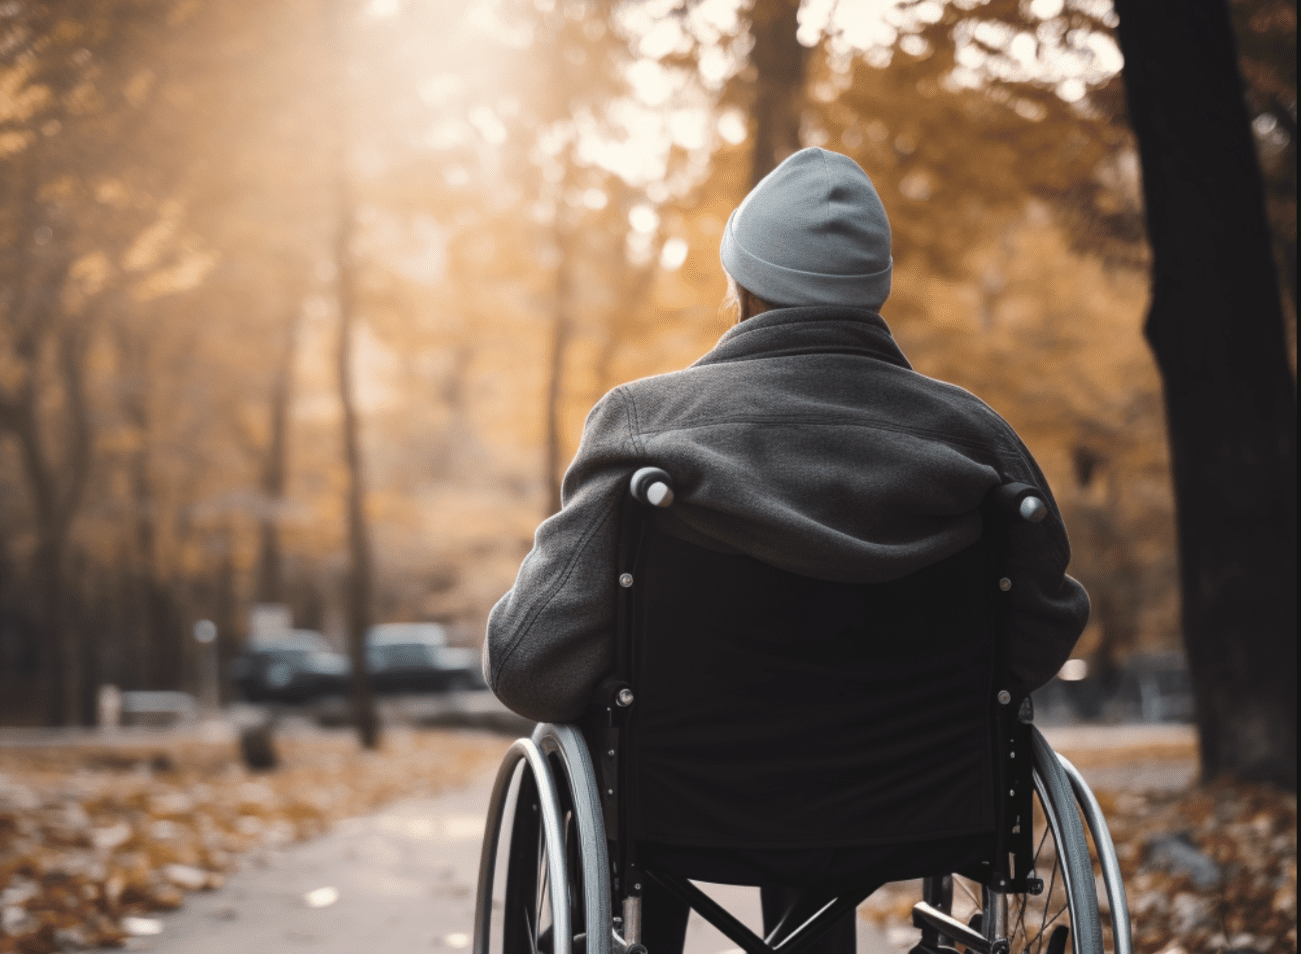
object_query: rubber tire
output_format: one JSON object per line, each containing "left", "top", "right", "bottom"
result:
{"left": 1027, "top": 727, "right": 1103, "bottom": 954}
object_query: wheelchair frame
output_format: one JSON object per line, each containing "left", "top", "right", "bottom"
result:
{"left": 474, "top": 469, "right": 1133, "bottom": 954}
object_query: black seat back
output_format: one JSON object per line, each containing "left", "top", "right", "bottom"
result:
{"left": 624, "top": 521, "right": 1000, "bottom": 855}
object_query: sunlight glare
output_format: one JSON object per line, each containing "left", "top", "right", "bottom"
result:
{"left": 1009, "top": 32, "right": 1037, "bottom": 67}
{"left": 716, "top": 108, "right": 747, "bottom": 146}
{"left": 697, "top": 44, "right": 736, "bottom": 88}
{"left": 660, "top": 237, "right": 688, "bottom": 271}
{"left": 1057, "top": 78, "right": 1086, "bottom": 103}
{"left": 629, "top": 204, "right": 659, "bottom": 234}
{"left": 468, "top": 105, "right": 507, "bottom": 145}
{"left": 833, "top": 1, "right": 900, "bottom": 54}
{"left": 669, "top": 108, "right": 708, "bottom": 150}
{"left": 574, "top": 98, "right": 665, "bottom": 185}
{"left": 641, "top": 17, "right": 689, "bottom": 59}
{"left": 464, "top": 0, "right": 533, "bottom": 48}
{"left": 418, "top": 74, "right": 463, "bottom": 106}
{"left": 627, "top": 59, "right": 676, "bottom": 108}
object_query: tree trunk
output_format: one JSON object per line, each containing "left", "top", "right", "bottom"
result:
{"left": 336, "top": 216, "right": 380, "bottom": 750}
{"left": 329, "top": 0, "right": 379, "bottom": 750}
{"left": 543, "top": 230, "right": 574, "bottom": 518}
{"left": 3, "top": 325, "right": 93, "bottom": 725}
{"left": 35, "top": 538, "right": 71, "bottom": 725}
{"left": 1113, "top": 0, "right": 1297, "bottom": 788}
{"left": 255, "top": 315, "right": 297, "bottom": 604}
{"left": 122, "top": 356, "right": 171, "bottom": 692}
{"left": 747, "top": 0, "right": 808, "bottom": 186}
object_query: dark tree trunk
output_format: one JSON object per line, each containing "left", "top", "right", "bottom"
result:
{"left": 543, "top": 229, "right": 574, "bottom": 518}
{"left": 2, "top": 324, "right": 93, "bottom": 725}
{"left": 336, "top": 222, "right": 380, "bottom": 750}
{"left": 122, "top": 358, "right": 168, "bottom": 691}
{"left": 254, "top": 316, "right": 297, "bottom": 604}
{"left": 329, "top": 0, "right": 379, "bottom": 750}
{"left": 214, "top": 535, "right": 238, "bottom": 704}
{"left": 1113, "top": 0, "right": 1297, "bottom": 788}
{"left": 747, "top": 0, "right": 808, "bottom": 186}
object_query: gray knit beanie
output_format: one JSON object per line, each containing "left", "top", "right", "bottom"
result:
{"left": 720, "top": 147, "right": 892, "bottom": 310}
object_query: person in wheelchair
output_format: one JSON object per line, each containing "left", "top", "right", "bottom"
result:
{"left": 484, "top": 148, "right": 1090, "bottom": 953}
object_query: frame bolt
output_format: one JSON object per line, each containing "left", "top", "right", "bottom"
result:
{"left": 619, "top": 573, "right": 634, "bottom": 588}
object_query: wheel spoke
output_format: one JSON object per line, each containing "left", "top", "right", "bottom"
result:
{"left": 1041, "top": 901, "right": 1069, "bottom": 933}
{"left": 522, "top": 903, "right": 537, "bottom": 951}
{"left": 957, "top": 876, "right": 981, "bottom": 909}
{"left": 1033, "top": 823, "right": 1051, "bottom": 868}
{"left": 1038, "top": 856, "right": 1060, "bottom": 945}
{"left": 536, "top": 823, "right": 550, "bottom": 941}
{"left": 1013, "top": 891, "right": 1030, "bottom": 951}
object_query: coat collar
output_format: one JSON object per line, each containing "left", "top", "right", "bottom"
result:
{"left": 692, "top": 305, "right": 913, "bottom": 371}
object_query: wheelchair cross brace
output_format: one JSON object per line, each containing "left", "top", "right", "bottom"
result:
{"left": 646, "top": 868, "right": 876, "bottom": 954}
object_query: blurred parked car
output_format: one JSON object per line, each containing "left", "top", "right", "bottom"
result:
{"left": 1119, "top": 652, "right": 1195, "bottom": 723}
{"left": 229, "top": 629, "right": 349, "bottom": 703}
{"left": 1031, "top": 650, "right": 1194, "bottom": 724}
{"left": 366, "top": 623, "right": 486, "bottom": 694}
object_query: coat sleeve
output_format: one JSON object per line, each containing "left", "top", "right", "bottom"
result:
{"left": 483, "top": 387, "right": 641, "bottom": 723}
{"left": 996, "top": 435, "right": 1091, "bottom": 694}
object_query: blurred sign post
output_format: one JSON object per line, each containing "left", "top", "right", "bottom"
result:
{"left": 97, "top": 684, "right": 122, "bottom": 730}
{"left": 193, "top": 619, "right": 219, "bottom": 714}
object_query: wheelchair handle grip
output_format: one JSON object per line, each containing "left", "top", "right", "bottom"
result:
{"left": 990, "top": 482, "right": 1048, "bottom": 523}
{"left": 630, "top": 467, "right": 675, "bottom": 508}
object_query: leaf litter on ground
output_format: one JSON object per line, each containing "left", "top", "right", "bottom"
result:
{"left": 0, "top": 727, "right": 508, "bottom": 952}
{"left": 859, "top": 776, "right": 1297, "bottom": 954}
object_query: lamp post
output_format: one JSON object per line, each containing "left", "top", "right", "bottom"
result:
{"left": 193, "top": 619, "right": 219, "bottom": 715}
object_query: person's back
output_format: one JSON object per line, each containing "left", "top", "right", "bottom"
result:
{"left": 483, "top": 147, "right": 1088, "bottom": 953}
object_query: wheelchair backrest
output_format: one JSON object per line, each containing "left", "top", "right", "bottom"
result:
{"left": 619, "top": 519, "right": 1002, "bottom": 853}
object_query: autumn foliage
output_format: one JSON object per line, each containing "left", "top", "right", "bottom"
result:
{"left": 0, "top": 0, "right": 1294, "bottom": 753}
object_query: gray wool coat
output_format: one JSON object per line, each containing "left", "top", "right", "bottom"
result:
{"left": 485, "top": 305, "right": 1089, "bottom": 723}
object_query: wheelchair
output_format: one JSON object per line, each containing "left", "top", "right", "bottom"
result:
{"left": 474, "top": 468, "right": 1132, "bottom": 954}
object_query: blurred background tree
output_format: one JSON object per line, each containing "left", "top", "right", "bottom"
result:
{"left": 0, "top": 0, "right": 1292, "bottom": 781}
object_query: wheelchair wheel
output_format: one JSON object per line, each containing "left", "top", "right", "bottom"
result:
{"left": 474, "top": 728, "right": 611, "bottom": 954}
{"left": 917, "top": 732, "right": 1105, "bottom": 954}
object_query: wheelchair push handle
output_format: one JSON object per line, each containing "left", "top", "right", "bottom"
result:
{"left": 991, "top": 481, "right": 1048, "bottom": 523}
{"left": 630, "top": 468, "right": 1044, "bottom": 523}
{"left": 630, "top": 467, "right": 675, "bottom": 508}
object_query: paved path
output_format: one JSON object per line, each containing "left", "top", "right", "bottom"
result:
{"left": 1041, "top": 722, "right": 1198, "bottom": 791}
{"left": 115, "top": 767, "right": 491, "bottom": 953}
